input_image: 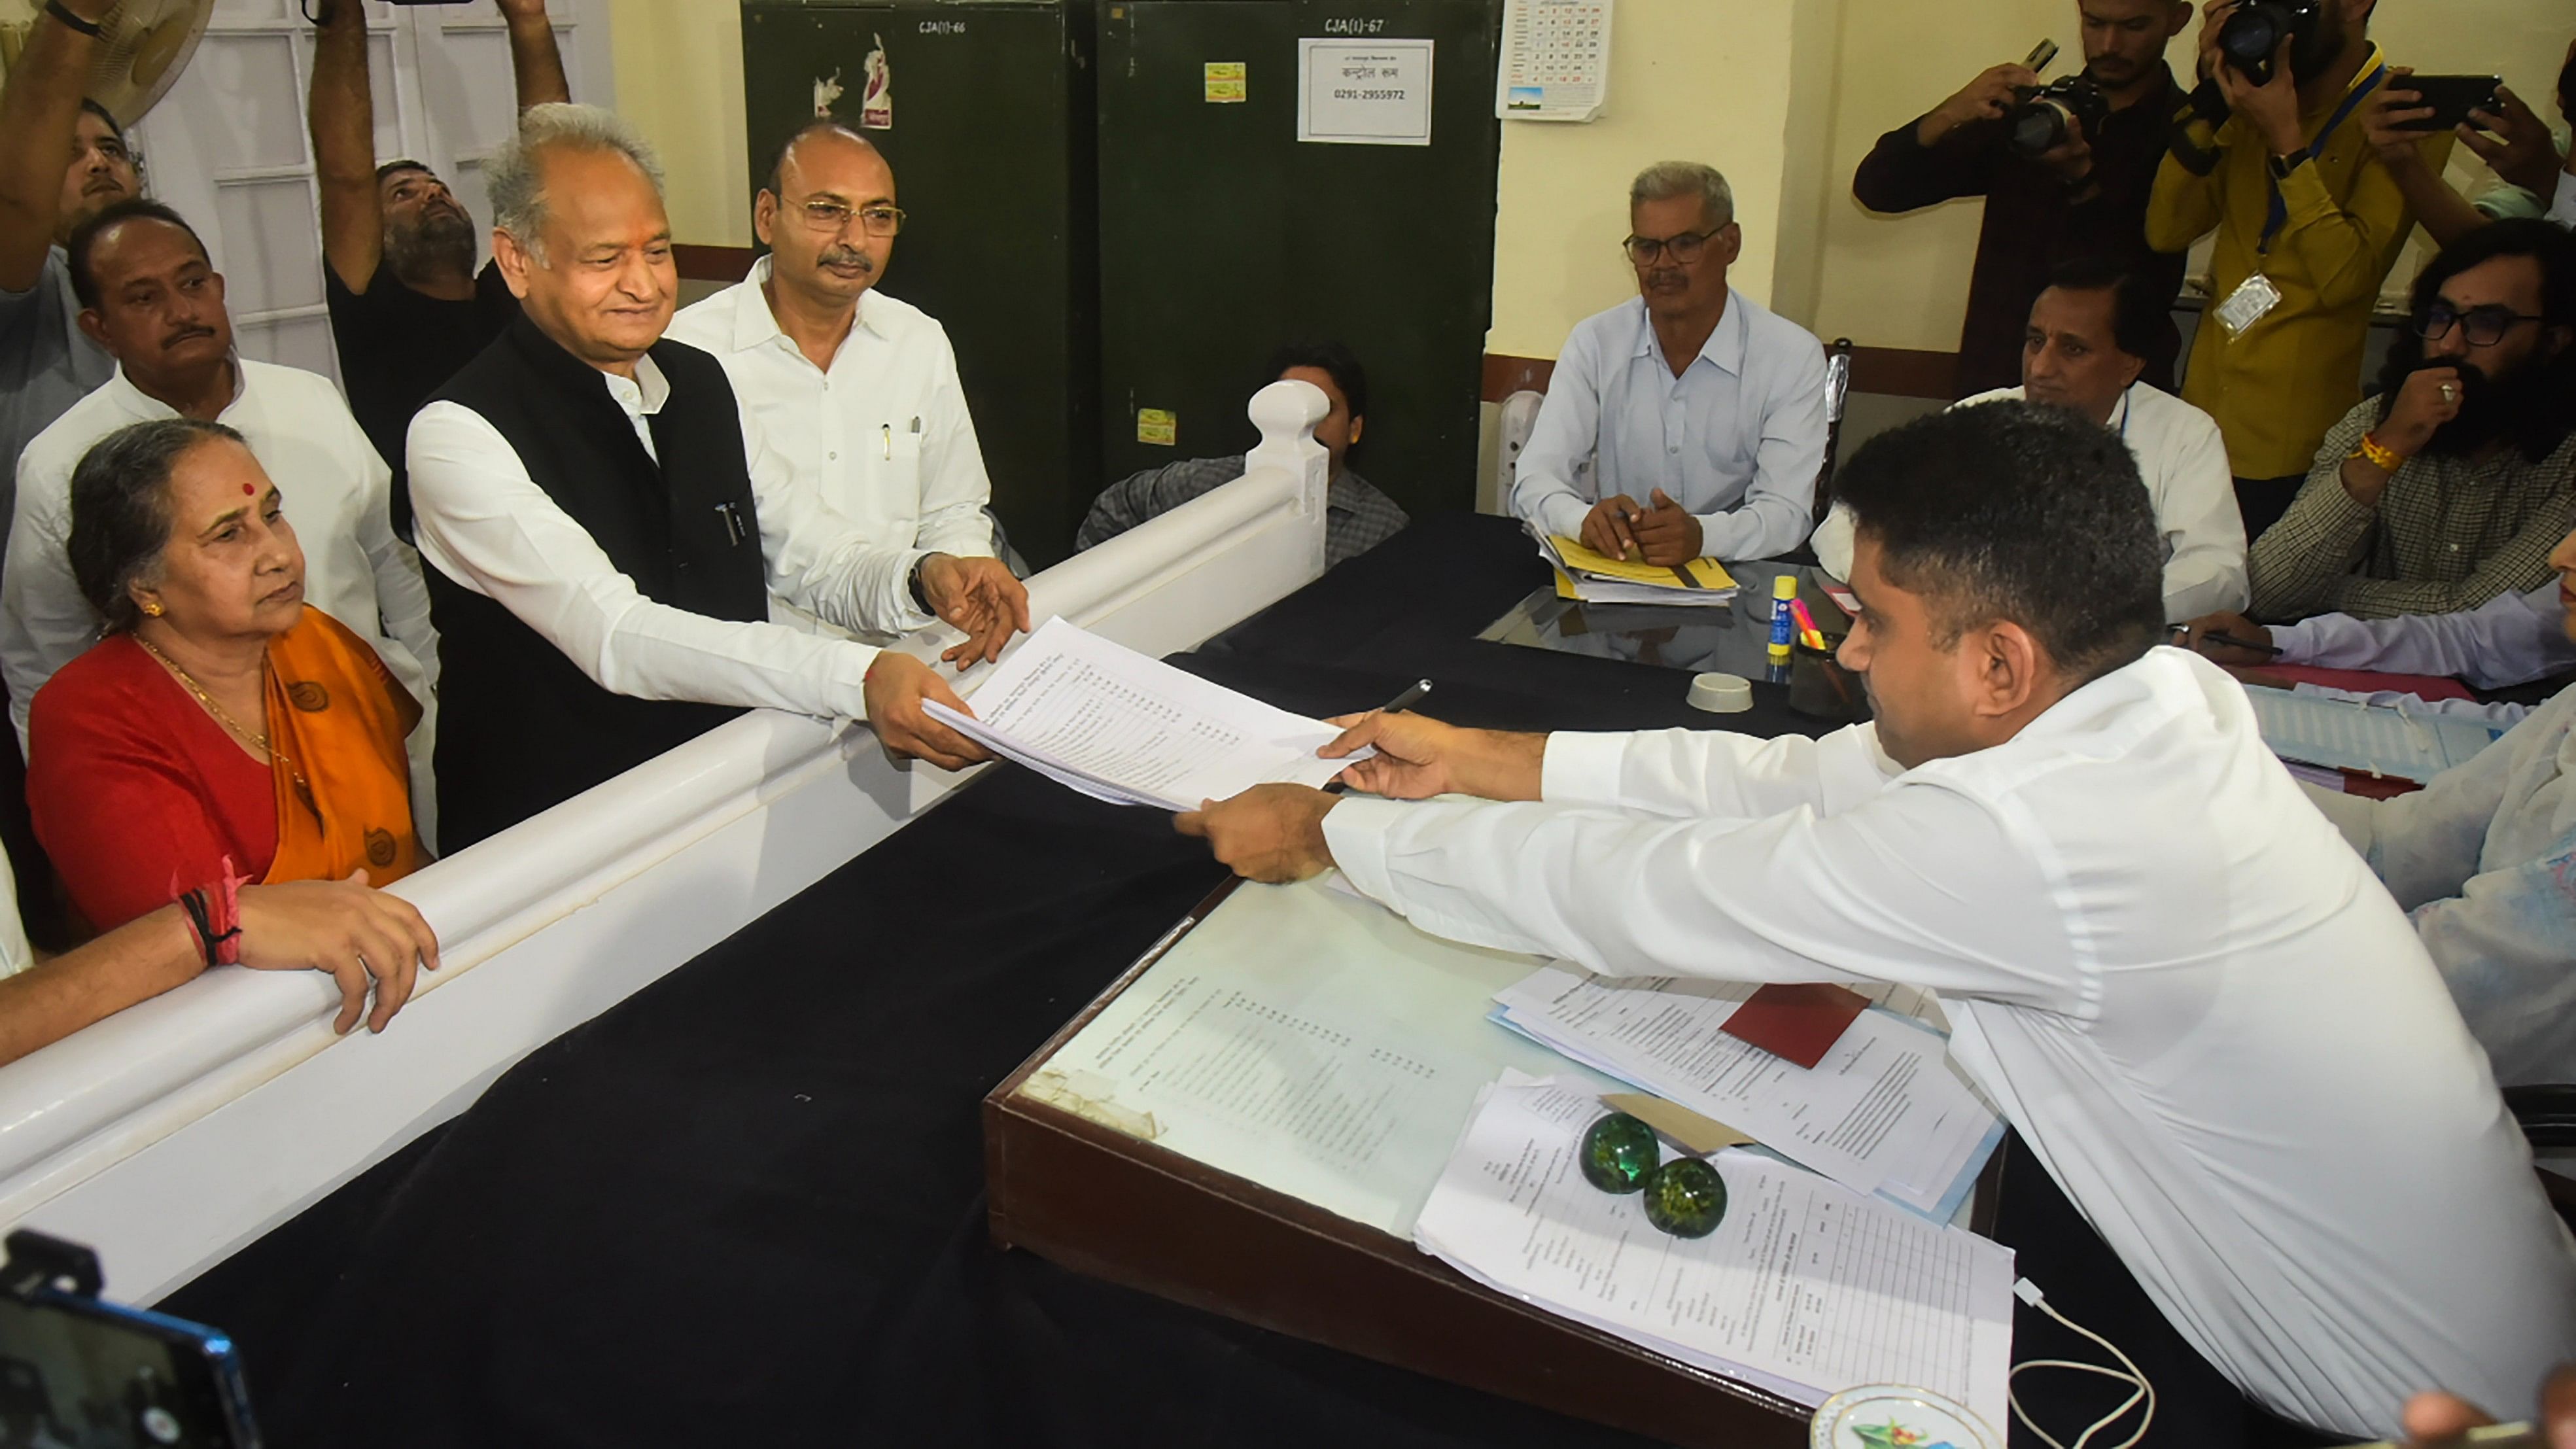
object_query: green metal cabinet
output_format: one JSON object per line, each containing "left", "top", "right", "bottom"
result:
{"left": 741, "top": 1, "right": 1098, "bottom": 567}
{"left": 1096, "top": 0, "right": 1501, "bottom": 525}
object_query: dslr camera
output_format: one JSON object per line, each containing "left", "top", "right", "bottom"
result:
{"left": 2010, "top": 76, "right": 2110, "bottom": 158}
{"left": 2216, "top": 0, "right": 2322, "bottom": 87}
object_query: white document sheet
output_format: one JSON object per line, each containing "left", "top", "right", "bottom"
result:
{"left": 1491, "top": 968, "right": 1999, "bottom": 1219}
{"left": 2243, "top": 684, "right": 2505, "bottom": 783}
{"left": 1017, "top": 878, "right": 1623, "bottom": 1237}
{"left": 1415, "top": 1077, "right": 2015, "bottom": 1430}
{"left": 928, "top": 617, "right": 1363, "bottom": 811}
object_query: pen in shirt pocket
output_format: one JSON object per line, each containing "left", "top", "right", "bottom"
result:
{"left": 880, "top": 423, "right": 892, "bottom": 460}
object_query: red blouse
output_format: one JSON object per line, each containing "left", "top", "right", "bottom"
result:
{"left": 27, "top": 635, "right": 277, "bottom": 932}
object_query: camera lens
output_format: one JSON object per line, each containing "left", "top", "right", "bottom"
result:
{"left": 2011, "top": 105, "right": 2068, "bottom": 157}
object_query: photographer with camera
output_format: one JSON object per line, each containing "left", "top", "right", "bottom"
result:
{"left": 2148, "top": 0, "right": 2451, "bottom": 542}
{"left": 1853, "top": 1, "right": 2193, "bottom": 399}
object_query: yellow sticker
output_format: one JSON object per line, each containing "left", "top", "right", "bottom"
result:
{"left": 1204, "top": 61, "right": 1246, "bottom": 103}
{"left": 1137, "top": 408, "right": 1178, "bottom": 446}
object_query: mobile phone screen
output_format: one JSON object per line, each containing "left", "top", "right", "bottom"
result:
{"left": 0, "top": 1291, "right": 254, "bottom": 1448}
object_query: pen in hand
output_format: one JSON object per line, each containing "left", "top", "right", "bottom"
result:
{"left": 2204, "top": 630, "right": 2282, "bottom": 657}
{"left": 1325, "top": 679, "right": 1432, "bottom": 795}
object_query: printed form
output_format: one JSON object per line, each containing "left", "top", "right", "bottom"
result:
{"left": 1492, "top": 968, "right": 2000, "bottom": 1219}
{"left": 928, "top": 618, "right": 1362, "bottom": 810}
{"left": 1415, "top": 1077, "right": 2013, "bottom": 1429}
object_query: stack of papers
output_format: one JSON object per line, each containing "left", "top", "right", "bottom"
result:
{"left": 1537, "top": 532, "right": 1739, "bottom": 608}
{"left": 1416, "top": 1075, "right": 2014, "bottom": 1427}
{"left": 925, "top": 618, "right": 1364, "bottom": 811}
{"left": 1491, "top": 967, "right": 2000, "bottom": 1221}
{"left": 2243, "top": 684, "right": 2505, "bottom": 784}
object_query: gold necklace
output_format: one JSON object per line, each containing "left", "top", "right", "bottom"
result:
{"left": 134, "top": 634, "right": 308, "bottom": 792}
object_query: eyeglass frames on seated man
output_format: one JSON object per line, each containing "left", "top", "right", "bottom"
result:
{"left": 796, "top": 199, "right": 906, "bottom": 238}
{"left": 2412, "top": 300, "right": 2547, "bottom": 348}
{"left": 1622, "top": 225, "right": 1728, "bottom": 267}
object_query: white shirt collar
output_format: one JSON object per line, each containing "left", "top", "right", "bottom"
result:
{"left": 602, "top": 354, "right": 670, "bottom": 419}
{"left": 731, "top": 254, "right": 885, "bottom": 360}
{"left": 1630, "top": 289, "right": 1746, "bottom": 377}
{"left": 104, "top": 354, "right": 249, "bottom": 420}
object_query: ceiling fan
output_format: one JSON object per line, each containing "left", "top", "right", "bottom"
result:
{"left": 0, "top": 0, "right": 211, "bottom": 128}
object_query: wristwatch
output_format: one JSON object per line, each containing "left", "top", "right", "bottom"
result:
{"left": 907, "top": 554, "right": 934, "bottom": 614}
{"left": 2268, "top": 150, "right": 2310, "bottom": 181}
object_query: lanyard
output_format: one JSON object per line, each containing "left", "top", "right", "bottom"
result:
{"left": 2260, "top": 63, "right": 2386, "bottom": 253}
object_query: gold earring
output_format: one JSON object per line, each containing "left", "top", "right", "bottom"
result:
{"left": 141, "top": 601, "right": 164, "bottom": 617}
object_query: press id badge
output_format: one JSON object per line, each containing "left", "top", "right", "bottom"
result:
{"left": 2214, "top": 273, "right": 2283, "bottom": 338}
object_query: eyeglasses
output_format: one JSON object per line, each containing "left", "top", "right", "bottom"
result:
{"left": 2412, "top": 300, "right": 2547, "bottom": 347}
{"left": 797, "top": 200, "right": 905, "bottom": 237}
{"left": 1622, "top": 226, "right": 1723, "bottom": 267}
{"left": 1578, "top": 1111, "right": 1730, "bottom": 1238}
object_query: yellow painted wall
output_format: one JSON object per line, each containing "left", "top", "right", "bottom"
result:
{"left": 610, "top": 1, "right": 2566, "bottom": 355}
{"left": 612, "top": 0, "right": 754, "bottom": 249}
{"left": 1811, "top": 0, "right": 2571, "bottom": 353}
{"left": 1485, "top": 0, "right": 1811, "bottom": 357}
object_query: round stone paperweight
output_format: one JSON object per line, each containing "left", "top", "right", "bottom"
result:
{"left": 1578, "top": 1112, "right": 1660, "bottom": 1194}
{"left": 1642, "top": 1157, "right": 1728, "bottom": 1238}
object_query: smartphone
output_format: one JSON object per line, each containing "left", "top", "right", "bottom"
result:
{"left": 0, "top": 1287, "right": 258, "bottom": 1446}
{"left": 2025, "top": 39, "right": 2060, "bottom": 75}
{"left": 2388, "top": 73, "right": 2504, "bottom": 131}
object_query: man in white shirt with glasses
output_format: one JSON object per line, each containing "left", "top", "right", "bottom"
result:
{"left": 667, "top": 120, "right": 1005, "bottom": 634}
{"left": 1510, "top": 161, "right": 1830, "bottom": 565}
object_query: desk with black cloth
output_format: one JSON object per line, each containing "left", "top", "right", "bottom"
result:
{"left": 165, "top": 514, "right": 2324, "bottom": 1449}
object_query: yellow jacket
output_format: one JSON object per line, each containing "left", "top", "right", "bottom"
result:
{"left": 2147, "top": 48, "right": 2452, "bottom": 480}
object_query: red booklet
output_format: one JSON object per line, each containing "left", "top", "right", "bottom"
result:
{"left": 1720, "top": 983, "right": 1872, "bottom": 1070}
{"left": 2252, "top": 665, "right": 2474, "bottom": 703}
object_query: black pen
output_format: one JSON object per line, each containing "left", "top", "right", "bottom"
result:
{"left": 2204, "top": 630, "right": 2282, "bottom": 657}
{"left": 1374, "top": 678, "right": 1434, "bottom": 716}
{"left": 1323, "top": 680, "right": 1431, "bottom": 795}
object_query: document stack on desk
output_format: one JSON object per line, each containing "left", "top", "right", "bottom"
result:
{"left": 2241, "top": 684, "right": 2505, "bottom": 785}
{"left": 1491, "top": 968, "right": 2002, "bottom": 1221}
{"left": 1416, "top": 1075, "right": 2015, "bottom": 1430}
{"left": 1535, "top": 532, "right": 1739, "bottom": 607}
{"left": 925, "top": 618, "right": 1363, "bottom": 811}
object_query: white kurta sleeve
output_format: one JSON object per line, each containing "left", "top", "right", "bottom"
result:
{"left": 1695, "top": 339, "right": 1826, "bottom": 563}
{"left": 909, "top": 330, "right": 999, "bottom": 561}
{"left": 734, "top": 402, "right": 935, "bottom": 635}
{"left": 2299, "top": 721, "right": 2531, "bottom": 909}
{"left": 1323, "top": 776, "right": 2086, "bottom": 1013}
{"left": 408, "top": 400, "right": 885, "bottom": 719}
{"left": 1539, "top": 724, "right": 1896, "bottom": 820}
{"left": 2154, "top": 408, "right": 2249, "bottom": 621}
{"left": 2271, "top": 586, "right": 2571, "bottom": 690}
{"left": 1, "top": 450, "right": 90, "bottom": 753}
{"left": 1508, "top": 327, "right": 1607, "bottom": 541}
{"left": 2405, "top": 818, "right": 2576, "bottom": 1087}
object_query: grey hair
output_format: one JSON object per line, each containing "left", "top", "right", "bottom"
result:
{"left": 486, "top": 102, "right": 667, "bottom": 263}
{"left": 1630, "top": 161, "right": 1735, "bottom": 230}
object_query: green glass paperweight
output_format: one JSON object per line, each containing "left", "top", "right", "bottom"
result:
{"left": 1578, "top": 1112, "right": 1660, "bottom": 1194}
{"left": 1642, "top": 1158, "right": 1729, "bottom": 1238}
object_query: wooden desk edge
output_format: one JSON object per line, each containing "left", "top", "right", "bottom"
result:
{"left": 981, "top": 876, "right": 1832, "bottom": 1448}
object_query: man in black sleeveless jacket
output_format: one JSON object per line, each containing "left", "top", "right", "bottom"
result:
{"left": 407, "top": 104, "right": 1025, "bottom": 851}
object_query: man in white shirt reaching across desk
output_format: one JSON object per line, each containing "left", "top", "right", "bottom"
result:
{"left": 666, "top": 120, "right": 1007, "bottom": 628}
{"left": 407, "top": 105, "right": 1026, "bottom": 850}
{"left": 1509, "top": 162, "right": 1829, "bottom": 566}
{"left": 1179, "top": 400, "right": 2576, "bottom": 1440}
{"left": 1813, "top": 256, "right": 2247, "bottom": 624}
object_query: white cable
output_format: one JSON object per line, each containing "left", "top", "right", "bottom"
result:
{"left": 2008, "top": 1276, "right": 2157, "bottom": 1449}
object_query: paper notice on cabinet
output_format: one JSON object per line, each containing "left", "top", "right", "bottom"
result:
{"left": 1414, "top": 1077, "right": 2013, "bottom": 1427}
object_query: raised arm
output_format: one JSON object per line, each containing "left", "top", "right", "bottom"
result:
{"left": 308, "top": 0, "right": 385, "bottom": 295}
{"left": 0, "top": 0, "right": 112, "bottom": 292}
{"left": 496, "top": 0, "right": 572, "bottom": 109}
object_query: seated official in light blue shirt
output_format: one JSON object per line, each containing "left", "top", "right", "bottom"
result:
{"left": 1511, "top": 162, "right": 1830, "bottom": 565}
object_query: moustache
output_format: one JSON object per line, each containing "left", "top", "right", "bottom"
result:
{"left": 160, "top": 324, "right": 217, "bottom": 349}
{"left": 818, "top": 247, "right": 875, "bottom": 273}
